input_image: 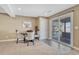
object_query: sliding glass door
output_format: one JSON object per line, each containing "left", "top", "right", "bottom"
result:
{"left": 52, "top": 19, "right": 60, "bottom": 41}
{"left": 60, "top": 17, "right": 71, "bottom": 44}
{"left": 52, "top": 12, "right": 73, "bottom": 46}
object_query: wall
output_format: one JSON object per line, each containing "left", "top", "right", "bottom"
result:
{"left": 49, "top": 5, "right": 79, "bottom": 49}
{"left": 34, "top": 17, "right": 39, "bottom": 27}
{"left": 0, "top": 14, "right": 37, "bottom": 40}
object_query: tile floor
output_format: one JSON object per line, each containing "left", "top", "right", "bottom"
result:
{"left": 0, "top": 39, "right": 79, "bottom": 55}
{"left": 42, "top": 39, "right": 79, "bottom": 55}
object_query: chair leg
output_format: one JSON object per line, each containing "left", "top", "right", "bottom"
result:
{"left": 38, "top": 37, "right": 39, "bottom": 40}
{"left": 27, "top": 42, "right": 29, "bottom": 46}
{"left": 33, "top": 41, "right": 34, "bottom": 45}
{"left": 16, "top": 38, "right": 19, "bottom": 43}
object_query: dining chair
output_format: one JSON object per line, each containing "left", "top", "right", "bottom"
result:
{"left": 34, "top": 31, "right": 40, "bottom": 40}
{"left": 16, "top": 30, "right": 24, "bottom": 43}
{"left": 26, "top": 31, "right": 35, "bottom": 46}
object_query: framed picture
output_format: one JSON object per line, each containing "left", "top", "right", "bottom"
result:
{"left": 23, "top": 22, "right": 32, "bottom": 28}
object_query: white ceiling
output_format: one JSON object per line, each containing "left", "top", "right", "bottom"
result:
{"left": 0, "top": 4, "right": 77, "bottom": 17}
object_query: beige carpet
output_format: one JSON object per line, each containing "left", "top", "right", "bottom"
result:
{"left": 0, "top": 40, "right": 79, "bottom": 55}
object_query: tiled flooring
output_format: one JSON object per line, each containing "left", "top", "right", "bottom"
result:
{"left": 42, "top": 39, "right": 79, "bottom": 55}
{"left": 0, "top": 39, "right": 79, "bottom": 55}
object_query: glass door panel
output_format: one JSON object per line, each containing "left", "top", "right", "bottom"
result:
{"left": 52, "top": 19, "right": 60, "bottom": 41}
{"left": 52, "top": 12, "right": 73, "bottom": 46}
{"left": 60, "top": 17, "right": 71, "bottom": 44}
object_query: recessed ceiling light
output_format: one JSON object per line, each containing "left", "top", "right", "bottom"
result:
{"left": 18, "top": 8, "right": 22, "bottom": 11}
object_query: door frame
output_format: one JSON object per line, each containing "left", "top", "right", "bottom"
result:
{"left": 59, "top": 12, "right": 73, "bottom": 47}
{"left": 50, "top": 12, "right": 73, "bottom": 47}
{"left": 51, "top": 17, "right": 60, "bottom": 42}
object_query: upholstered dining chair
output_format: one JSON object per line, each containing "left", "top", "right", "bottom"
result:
{"left": 26, "top": 30, "right": 35, "bottom": 46}
{"left": 34, "top": 26, "right": 40, "bottom": 40}
{"left": 16, "top": 30, "right": 24, "bottom": 43}
{"left": 34, "top": 31, "right": 40, "bottom": 40}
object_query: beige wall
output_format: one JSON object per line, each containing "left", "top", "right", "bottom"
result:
{"left": 34, "top": 17, "right": 39, "bottom": 27}
{"left": 0, "top": 14, "right": 37, "bottom": 40}
{"left": 49, "top": 5, "right": 79, "bottom": 48}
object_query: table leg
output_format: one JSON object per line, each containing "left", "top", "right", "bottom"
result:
{"left": 16, "top": 38, "right": 19, "bottom": 43}
{"left": 24, "top": 37, "right": 26, "bottom": 43}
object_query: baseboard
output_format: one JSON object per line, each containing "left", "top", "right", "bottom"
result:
{"left": 0, "top": 39, "right": 16, "bottom": 42}
{"left": 73, "top": 46, "right": 79, "bottom": 51}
